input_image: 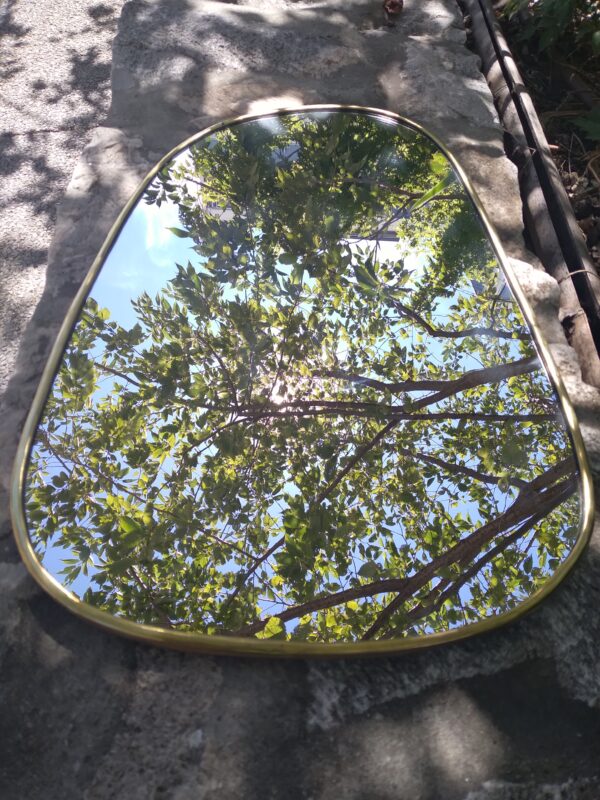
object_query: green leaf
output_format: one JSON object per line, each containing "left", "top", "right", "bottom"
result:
{"left": 262, "top": 616, "right": 284, "bottom": 638}
{"left": 278, "top": 253, "right": 297, "bottom": 265}
{"left": 429, "top": 152, "right": 449, "bottom": 176}
{"left": 574, "top": 109, "right": 600, "bottom": 143}
{"left": 409, "top": 173, "right": 455, "bottom": 212}
{"left": 168, "top": 227, "right": 192, "bottom": 239}
{"left": 353, "top": 263, "right": 379, "bottom": 290}
{"left": 119, "top": 517, "right": 142, "bottom": 535}
{"left": 358, "top": 561, "right": 379, "bottom": 579}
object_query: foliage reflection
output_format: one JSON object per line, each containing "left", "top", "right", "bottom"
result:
{"left": 25, "top": 111, "right": 581, "bottom": 643}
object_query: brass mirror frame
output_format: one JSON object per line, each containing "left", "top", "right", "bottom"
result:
{"left": 10, "top": 104, "right": 594, "bottom": 657}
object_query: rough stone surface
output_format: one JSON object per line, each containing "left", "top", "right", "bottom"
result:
{"left": 0, "top": 0, "right": 126, "bottom": 395}
{"left": 2, "top": 1, "right": 600, "bottom": 798}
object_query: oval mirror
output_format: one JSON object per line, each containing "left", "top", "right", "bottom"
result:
{"left": 12, "top": 106, "right": 593, "bottom": 655}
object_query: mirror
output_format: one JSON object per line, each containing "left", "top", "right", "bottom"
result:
{"left": 14, "top": 107, "right": 592, "bottom": 654}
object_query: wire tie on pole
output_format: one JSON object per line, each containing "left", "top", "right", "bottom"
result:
{"left": 557, "top": 270, "right": 600, "bottom": 285}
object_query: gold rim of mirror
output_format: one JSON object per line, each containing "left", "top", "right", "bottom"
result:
{"left": 10, "top": 104, "right": 595, "bottom": 657}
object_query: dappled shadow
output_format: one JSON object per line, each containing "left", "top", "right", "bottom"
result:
{"left": 0, "top": 0, "right": 29, "bottom": 38}
{"left": 0, "top": 0, "right": 122, "bottom": 221}
{"left": 0, "top": 0, "right": 521, "bottom": 398}
{"left": 0, "top": 589, "right": 137, "bottom": 800}
{"left": 105, "top": 0, "right": 498, "bottom": 151}
{"left": 2, "top": 546, "right": 600, "bottom": 799}
{"left": 88, "top": 2, "right": 120, "bottom": 29}
{"left": 0, "top": 0, "right": 29, "bottom": 82}
{"left": 0, "top": 0, "right": 125, "bottom": 402}
{"left": 48, "top": 46, "right": 112, "bottom": 111}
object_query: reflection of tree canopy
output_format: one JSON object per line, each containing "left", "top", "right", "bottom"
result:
{"left": 26, "top": 112, "right": 581, "bottom": 643}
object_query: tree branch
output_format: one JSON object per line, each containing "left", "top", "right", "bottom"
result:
{"left": 238, "top": 459, "right": 577, "bottom": 637}
{"left": 362, "top": 462, "right": 577, "bottom": 639}
{"left": 396, "top": 447, "right": 528, "bottom": 490}
{"left": 312, "top": 355, "right": 540, "bottom": 504}
{"left": 389, "top": 299, "right": 530, "bottom": 341}
{"left": 93, "top": 361, "right": 143, "bottom": 388}
{"left": 236, "top": 573, "right": 413, "bottom": 635}
{"left": 315, "top": 418, "right": 398, "bottom": 505}
{"left": 220, "top": 534, "right": 285, "bottom": 613}
{"left": 313, "top": 355, "right": 537, "bottom": 395}
{"left": 236, "top": 409, "right": 554, "bottom": 423}
{"left": 342, "top": 177, "right": 465, "bottom": 203}
{"left": 383, "top": 507, "right": 549, "bottom": 638}
{"left": 127, "top": 566, "right": 175, "bottom": 629}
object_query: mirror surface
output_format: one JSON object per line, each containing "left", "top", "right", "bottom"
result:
{"left": 22, "top": 109, "right": 586, "bottom": 647}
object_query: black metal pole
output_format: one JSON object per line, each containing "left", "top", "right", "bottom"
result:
{"left": 460, "top": 0, "right": 600, "bottom": 384}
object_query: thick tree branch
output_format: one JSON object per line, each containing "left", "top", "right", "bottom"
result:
{"left": 93, "top": 361, "right": 143, "bottom": 388}
{"left": 237, "top": 410, "right": 553, "bottom": 423}
{"left": 239, "top": 459, "right": 577, "bottom": 637}
{"left": 362, "top": 463, "right": 577, "bottom": 639}
{"left": 389, "top": 299, "right": 530, "bottom": 341}
{"left": 236, "top": 573, "right": 413, "bottom": 635}
{"left": 383, "top": 507, "right": 549, "bottom": 638}
{"left": 396, "top": 447, "right": 528, "bottom": 490}
{"left": 313, "top": 355, "right": 540, "bottom": 504}
{"left": 313, "top": 356, "right": 537, "bottom": 395}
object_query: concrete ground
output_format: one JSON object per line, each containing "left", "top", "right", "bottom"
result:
{"left": 2, "top": 1, "right": 600, "bottom": 798}
{"left": 0, "top": 0, "right": 125, "bottom": 393}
